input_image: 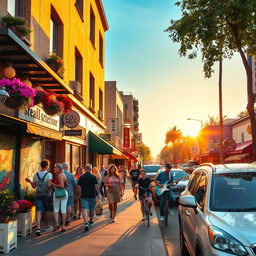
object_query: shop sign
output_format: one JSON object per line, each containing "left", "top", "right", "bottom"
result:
{"left": 99, "top": 133, "right": 112, "bottom": 142}
{"left": 18, "top": 105, "right": 59, "bottom": 131}
{"left": 62, "top": 110, "right": 80, "bottom": 128}
{"left": 190, "top": 145, "right": 199, "bottom": 154}
{"left": 108, "top": 118, "right": 119, "bottom": 134}
{"left": 123, "top": 127, "right": 130, "bottom": 148}
{"left": 64, "top": 130, "right": 82, "bottom": 136}
{"left": 223, "top": 137, "right": 236, "bottom": 153}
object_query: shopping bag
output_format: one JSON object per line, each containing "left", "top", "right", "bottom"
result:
{"left": 95, "top": 199, "right": 103, "bottom": 216}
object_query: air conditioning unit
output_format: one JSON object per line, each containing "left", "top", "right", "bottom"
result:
{"left": 69, "top": 81, "right": 81, "bottom": 94}
{"left": 98, "top": 109, "right": 103, "bottom": 119}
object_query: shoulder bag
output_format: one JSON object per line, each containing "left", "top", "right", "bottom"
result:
{"left": 55, "top": 187, "right": 66, "bottom": 198}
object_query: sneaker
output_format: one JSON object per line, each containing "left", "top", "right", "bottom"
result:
{"left": 44, "top": 225, "right": 53, "bottom": 231}
{"left": 73, "top": 215, "right": 77, "bottom": 220}
{"left": 89, "top": 220, "right": 95, "bottom": 226}
{"left": 141, "top": 216, "right": 146, "bottom": 221}
{"left": 35, "top": 229, "right": 41, "bottom": 236}
{"left": 160, "top": 216, "right": 165, "bottom": 221}
{"left": 170, "top": 210, "right": 174, "bottom": 216}
{"left": 84, "top": 223, "right": 89, "bottom": 232}
{"left": 65, "top": 221, "right": 70, "bottom": 226}
{"left": 134, "top": 195, "right": 137, "bottom": 200}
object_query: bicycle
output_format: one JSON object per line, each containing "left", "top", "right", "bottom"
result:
{"left": 138, "top": 186, "right": 151, "bottom": 227}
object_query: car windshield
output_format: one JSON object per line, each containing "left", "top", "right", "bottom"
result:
{"left": 143, "top": 166, "right": 160, "bottom": 173}
{"left": 172, "top": 171, "right": 189, "bottom": 181}
{"left": 210, "top": 172, "right": 256, "bottom": 211}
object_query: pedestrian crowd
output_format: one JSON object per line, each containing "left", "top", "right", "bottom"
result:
{"left": 25, "top": 160, "right": 131, "bottom": 235}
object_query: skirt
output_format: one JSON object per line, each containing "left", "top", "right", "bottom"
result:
{"left": 107, "top": 185, "right": 121, "bottom": 203}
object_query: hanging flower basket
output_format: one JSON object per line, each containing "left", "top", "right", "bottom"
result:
{"left": 0, "top": 78, "right": 36, "bottom": 109}
{"left": 33, "top": 89, "right": 47, "bottom": 105}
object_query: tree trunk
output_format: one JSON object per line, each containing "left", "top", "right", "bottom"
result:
{"left": 238, "top": 51, "right": 256, "bottom": 160}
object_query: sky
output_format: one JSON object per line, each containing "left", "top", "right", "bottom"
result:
{"left": 102, "top": 0, "right": 247, "bottom": 158}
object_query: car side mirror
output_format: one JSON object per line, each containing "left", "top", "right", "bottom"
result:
{"left": 179, "top": 195, "right": 197, "bottom": 208}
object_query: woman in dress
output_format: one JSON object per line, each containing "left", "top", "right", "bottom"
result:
{"left": 73, "top": 166, "right": 83, "bottom": 219}
{"left": 51, "top": 163, "right": 68, "bottom": 232}
{"left": 118, "top": 166, "right": 127, "bottom": 198}
{"left": 104, "top": 164, "right": 121, "bottom": 222}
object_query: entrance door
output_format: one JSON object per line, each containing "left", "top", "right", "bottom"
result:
{"left": 44, "top": 141, "right": 56, "bottom": 172}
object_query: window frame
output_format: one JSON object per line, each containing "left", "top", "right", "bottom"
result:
{"left": 99, "top": 32, "right": 103, "bottom": 66}
{"left": 75, "top": 0, "right": 84, "bottom": 21}
{"left": 90, "top": 6, "right": 95, "bottom": 47}
{"left": 89, "top": 72, "right": 95, "bottom": 111}
{"left": 75, "top": 47, "right": 83, "bottom": 96}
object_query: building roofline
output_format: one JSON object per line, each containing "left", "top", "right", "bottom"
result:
{"left": 96, "top": 0, "right": 109, "bottom": 32}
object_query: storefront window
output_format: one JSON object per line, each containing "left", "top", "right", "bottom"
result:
{"left": 65, "top": 143, "right": 71, "bottom": 168}
{"left": 72, "top": 145, "right": 80, "bottom": 173}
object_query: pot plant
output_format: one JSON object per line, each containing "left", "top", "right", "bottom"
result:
{"left": 0, "top": 78, "right": 36, "bottom": 109}
{"left": 16, "top": 200, "right": 33, "bottom": 237}
{"left": 46, "top": 53, "right": 64, "bottom": 78}
{"left": 0, "top": 189, "right": 18, "bottom": 253}
{"left": 2, "top": 15, "right": 31, "bottom": 38}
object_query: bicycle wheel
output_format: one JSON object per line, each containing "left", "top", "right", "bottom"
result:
{"left": 164, "top": 198, "right": 169, "bottom": 227}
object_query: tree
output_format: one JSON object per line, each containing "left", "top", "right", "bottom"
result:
{"left": 138, "top": 143, "right": 152, "bottom": 164}
{"left": 165, "top": 126, "right": 182, "bottom": 163}
{"left": 166, "top": 0, "right": 256, "bottom": 159}
{"left": 204, "top": 114, "right": 227, "bottom": 126}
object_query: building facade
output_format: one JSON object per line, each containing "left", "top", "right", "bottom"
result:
{"left": 0, "top": 0, "right": 116, "bottom": 196}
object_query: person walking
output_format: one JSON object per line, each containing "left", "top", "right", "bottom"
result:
{"left": 51, "top": 163, "right": 68, "bottom": 232}
{"left": 118, "top": 166, "right": 127, "bottom": 198}
{"left": 129, "top": 164, "right": 141, "bottom": 200}
{"left": 92, "top": 167, "right": 102, "bottom": 187}
{"left": 99, "top": 165, "right": 107, "bottom": 199}
{"left": 155, "top": 163, "right": 176, "bottom": 221}
{"left": 25, "top": 159, "right": 53, "bottom": 236}
{"left": 78, "top": 164, "right": 100, "bottom": 232}
{"left": 74, "top": 166, "right": 83, "bottom": 219}
{"left": 62, "top": 162, "right": 77, "bottom": 226}
{"left": 105, "top": 164, "right": 121, "bottom": 222}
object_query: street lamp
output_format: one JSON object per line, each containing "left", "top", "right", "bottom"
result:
{"left": 187, "top": 118, "right": 203, "bottom": 128}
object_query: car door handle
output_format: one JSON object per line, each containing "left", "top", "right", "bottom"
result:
{"left": 185, "top": 209, "right": 190, "bottom": 216}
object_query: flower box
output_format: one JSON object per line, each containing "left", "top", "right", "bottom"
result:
{"left": 17, "top": 211, "right": 32, "bottom": 237}
{"left": 0, "top": 220, "right": 17, "bottom": 253}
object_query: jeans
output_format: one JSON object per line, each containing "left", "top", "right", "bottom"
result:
{"left": 100, "top": 182, "right": 106, "bottom": 197}
{"left": 159, "top": 190, "right": 175, "bottom": 216}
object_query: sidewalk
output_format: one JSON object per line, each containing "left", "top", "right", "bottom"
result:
{"left": 9, "top": 186, "right": 166, "bottom": 256}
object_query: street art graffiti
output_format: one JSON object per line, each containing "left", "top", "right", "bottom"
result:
{"left": 0, "top": 133, "right": 16, "bottom": 190}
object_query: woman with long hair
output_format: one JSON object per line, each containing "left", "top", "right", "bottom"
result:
{"left": 73, "top": 166, "right": 83, "bottom": 219}
{"left": 92, "top": 167, "right": 102, "bottom": 186}
{"left": 51, "top": 163, "right": 68, "bottom": 232}
{"left": 104, "top": 164, "right": 121, "bottom": 222}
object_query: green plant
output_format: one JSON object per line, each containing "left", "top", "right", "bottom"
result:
{"left": 0, "top": 189, "right": 19, "bottom": 222}
{"left": 46, "top": 53, "right": 64, "bottom": 68}
{"left": 2, "top": 15, "right": 31, "bottom": 36}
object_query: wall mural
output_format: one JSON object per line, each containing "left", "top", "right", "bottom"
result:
{"left": 0, "top": 133, "right": 16, "bottom": 191}
{"left": 20, "top": 137, "right": 42, "bottom": 196}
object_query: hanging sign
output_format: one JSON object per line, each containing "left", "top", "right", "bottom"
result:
{"left": 123, "top": 127, "right": 130, "bottom": 148}
{"left": 223, "top": 137, "right": 236, "bottom": 153}
{"left": 62, "top": 110, "right": 80, "bottom": 128}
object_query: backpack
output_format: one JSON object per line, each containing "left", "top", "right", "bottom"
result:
{"left": 36, "top": 172, "right": 49, "bottom": 196}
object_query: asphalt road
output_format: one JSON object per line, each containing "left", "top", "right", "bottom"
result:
{"left": 155, "top": 204, "right": 181, "bottom": 256}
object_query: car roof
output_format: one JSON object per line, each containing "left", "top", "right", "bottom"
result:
{"left": 195, "top": 163, "right": 256, "bottom": 175}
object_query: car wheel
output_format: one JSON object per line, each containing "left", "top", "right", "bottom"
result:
{"left": 179, "top": 223, "right": 190, "bottom": 256}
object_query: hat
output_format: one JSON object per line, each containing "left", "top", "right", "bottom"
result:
{"left": 165, "top": 163, "right": 172, "bottom": 169}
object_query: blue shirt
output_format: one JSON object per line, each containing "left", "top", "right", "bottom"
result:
{"left": 156, "top": 171, "right": 173, "bottom": 185}
{"left": 64, "top": 170, "right": 77, "bottom": 197}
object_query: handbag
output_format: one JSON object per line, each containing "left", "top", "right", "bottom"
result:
{"left": 55, "top": 187, "right": 66, "bottom": 198}
{"left": 95, "top": 199, "right": 103, "bottom": 216}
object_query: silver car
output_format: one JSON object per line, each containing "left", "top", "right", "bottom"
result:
{"left": 179, "top": 163, "right": 256, "bottom": 256}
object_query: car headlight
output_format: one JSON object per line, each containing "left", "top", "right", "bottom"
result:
{"left": 208, "top": 226, "right": 248, "bottom": 255}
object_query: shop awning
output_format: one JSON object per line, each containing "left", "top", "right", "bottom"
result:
{"left": 27, "top": 123, "right": 62, "bottom": 140}
{"left": 89, "top": 131, "right": 122, "bottom": 155}
{"left": 110, "top": 154, "right": 129, "bottom": 160}
{"left": 229, "top": 141, "right": 252, "bottom": 155}
{"left": 122, "top": 150, "right": 138, "bottom": 161}
{"left": 0, "top": 28, "right": 72, "bottom": 94}
{"left": 224, "top": 153, "right": 250, "bottom": 162}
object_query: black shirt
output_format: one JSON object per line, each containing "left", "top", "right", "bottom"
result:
{"left": 130, "top": 169, "right": 140, "bottom": 181}
{"left": 78, "top": 172, "right": 98, "bottom": 198}
{"left": 137, "top": 177, "right": 151, "bottom": 196}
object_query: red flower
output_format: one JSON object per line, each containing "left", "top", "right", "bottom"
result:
{"left": 17, "top": 200, "right": 33, "bottom": 213}
{"left": 56, "top": 95, "right": 72, "bottom": 113}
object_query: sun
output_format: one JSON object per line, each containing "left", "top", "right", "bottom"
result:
{"left": 183, "top": 126, "right": 201, "bottom": 137}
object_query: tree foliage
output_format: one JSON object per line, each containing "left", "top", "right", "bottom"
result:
{"left": 165, "top": 126, "right": 182, "bottom": 146}
{"left": 138, "top": 143, "right": 152, "bottom": 164}
{"left": 166, "top": 0, "right": 256, "bottom": 159}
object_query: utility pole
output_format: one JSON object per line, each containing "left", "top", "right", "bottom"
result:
{"left": 219, "top": 54, "right": 224, "bottom": 163}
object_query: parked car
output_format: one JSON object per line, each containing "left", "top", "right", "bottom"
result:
{"left": 179, "top": 163, "right": 256, "bottom": 256}
{"left": 152, "top": 169, "right": 189, "bottom": 205}
{"left": 142, "top": 164, "right": 163, "bottom": 179}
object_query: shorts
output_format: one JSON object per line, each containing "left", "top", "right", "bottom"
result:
{"left": 67, "top": 196, "right": 74, "bottom": 207}
{"left": 139, "top": 192, "right": 152, "bottom": 201}
{"left": 35, "top": 195, "right": 51, "bottom": 212}
{"left": 132, "top": 180, "right": 138, "bottom": 188}
{"left": 81, "top": 198, "right": 97, "bottom": 210}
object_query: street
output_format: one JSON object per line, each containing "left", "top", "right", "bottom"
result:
{"left": 155, "top": 204, "right": 181, "bottom": 256}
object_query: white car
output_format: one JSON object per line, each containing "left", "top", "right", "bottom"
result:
{"left": 179, "top": 163, "right": 256, "bottom": 256}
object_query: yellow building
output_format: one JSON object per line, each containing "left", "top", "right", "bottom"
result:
{"left": 0, "top": 0, "right": 120, "bottom": 194}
